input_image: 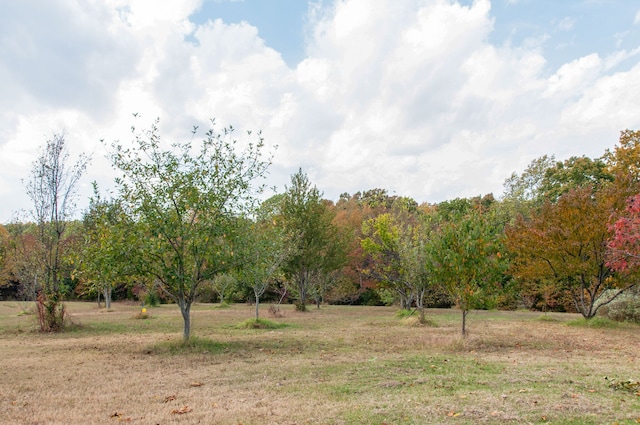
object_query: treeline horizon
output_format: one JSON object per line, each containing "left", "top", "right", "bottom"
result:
{"left": 1, "top": 124, "right": 639, "bottom": 339}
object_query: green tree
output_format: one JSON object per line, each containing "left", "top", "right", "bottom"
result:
{"left": 24, "top": 133, "right": 90, "bottom": 331}
{"left": 361, "top": 213, "right": 413, "bottom": 309}
{"left": 429, "top": 205, "right": 506, "bottom": 336}
{"left": 280, "top": 170, "right": 347, "bottom": 311}
{"left": 107, "top": 118, "right": 273, "bottom": 340}
{"left": 502, "top": 155, "right": 556, "bottom": 207}
{"left": 538, "top": 156, "right": 613, "bottom": 202}
{"left": 77, "top": 185, "right": 133, "bottom": 309}
{"left": 234, "top": 217, "right": 289, "bottom": 320}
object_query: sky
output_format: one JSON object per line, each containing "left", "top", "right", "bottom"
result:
{"left": 1, "top": 0, "right": 640, "bottom": 223}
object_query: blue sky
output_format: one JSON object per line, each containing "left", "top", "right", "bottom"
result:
{"left": 1, "top": 0, "right": 640, "bottom": 222}
{"left": 190, "top": 0, "right": 311, "bottom": 66}
{"left": 191, "top": 0, "right": 640, "bottom": 71}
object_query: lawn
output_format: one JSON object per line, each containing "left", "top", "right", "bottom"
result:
{"left": 0, "top": 302, "right": 638, "bottom": 424}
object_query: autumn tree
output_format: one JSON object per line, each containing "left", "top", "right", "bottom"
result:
{"left": 506, "top": 186, "right": 628, "bottom": 318}
{"left": 24, "top": 133, "right": 90, "bottom": 331}
{"left": 0, "top": 225, "right": 12, "bottom": 296}
{"left": 604, "top": 129, "right": 640, "bottom": 187}
{"left": 279, "top": 170, "right": 347, "bottom": 311}
{"left": 331, "top": 193, "right": 375, "bottom": 303}
{"left": 107, "top": 118, "right": 273, "bottom": 340}
{"left": 608, "top": 193, "right": 640, "bottom": 277}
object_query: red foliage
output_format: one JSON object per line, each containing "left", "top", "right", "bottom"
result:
{"left": 608, "top": 194, "right": 640, "bottom": 272}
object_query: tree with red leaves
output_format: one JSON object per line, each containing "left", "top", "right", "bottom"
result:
{"left": 608, "top": 194, "right": 640, "bottom": 273}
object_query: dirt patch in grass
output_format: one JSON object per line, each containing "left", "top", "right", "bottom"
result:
{"left": 0, "top": 302, "right": 638, "bottom": 424}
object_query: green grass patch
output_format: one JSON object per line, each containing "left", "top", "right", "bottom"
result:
{"left": 536, "top": 314, "right": 561, "bottom": 322}
{"left": 234, "top": 318, "right": 288, "bottom": 329}
{"left": 567, "top": 316, "right": 621, "bottom": 328}
{"left": 394, "top": 308, "right": 413, "bottom": 319}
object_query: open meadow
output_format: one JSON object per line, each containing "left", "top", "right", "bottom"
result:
{"left": 0, "top": 302, "right": 638, "bottom": 425}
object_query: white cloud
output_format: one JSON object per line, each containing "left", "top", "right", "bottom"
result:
{"left": 1, "top": 0, "right": 640, "bottom": 222}
{"left": 635, "top": 10, "right": 640, "bottom": 25}
{"left": 557, "top": 16, "right": 575, "bottom": 32}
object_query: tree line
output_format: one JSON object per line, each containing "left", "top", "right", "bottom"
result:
{"left": 1, "top": 120, "right": 639, "bottom": 340}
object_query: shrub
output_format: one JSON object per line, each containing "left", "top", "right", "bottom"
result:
{"left": 36, "top": 292, "right": 67, "bottom": 332}
{"left": 144, "top": 291, "right": 160, "bottom": 307}
{"left": 597, "top": 291, "right": 640, "bottom": 324}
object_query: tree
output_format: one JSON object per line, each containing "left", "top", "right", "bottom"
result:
{"left": 234, "top": 217, "right": 289, "bottom": 320}
{"left": 604, "top": 129, "right": 640, "bottom": 186}
{"left": 107, "top": 118, "right": 273, "bottom": 340}
{"left": 361, "top": 213, "right": 413, "bottom": 309}
{"left": 77, "top": 185, "right": 132, "bottom": 309}
{"left": 608, "top": 193, "right": 640, "bottom": 276}
{"left": 280, "top": 170, "right": 347, "bottom": 311}
{"left": 506, "top": 186, "right": 629, "bottom": 318}
{"left": 428, "top": 204, "right": 506, "bottom": 336}
{"left": 503, "top": 155, "right": 556, "bottom": 205}
{"left": 0, "top": 225, "right": 12, "bottom": 294}
{"left": 538, "top": 156, "right": 613, "bottom": 203}
{"left": 210, "top": 273, "right": 237, "bottom": 305}
{"left": 24, "top": 133, "right": 90, "bottom": 331}
{"left": 398, "top": 223, "right": 434, "bottom": 323}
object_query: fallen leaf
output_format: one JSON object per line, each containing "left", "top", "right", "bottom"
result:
{"left": 446, "top": 411, "right": 460, "bottom": 417}
{"left": 163, "top": 395, "right": 176, "bottom": 403}
{"left": 110, "top": 412, "right": 122, "bottom": 418}
{"left": 171, "top": 405, "right": 192, "bottom": 415}
{"left": 190, "top": 381, "right": 204, "bottom": 387}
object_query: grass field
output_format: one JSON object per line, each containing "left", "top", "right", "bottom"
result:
{"left": 0, "top": 301, "right": 638, "bottom": 424}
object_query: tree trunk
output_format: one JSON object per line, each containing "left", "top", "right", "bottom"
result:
{"left": 296, "top": 277, "right": 307, "bottom": 311}
{"left": 103, "top": 285, "right": 112, "bottom": 310}
{"left": 179, "top": 298, "right": 191, "bottom": 341}
{"left": 461, "top": 309, "right": 468, "bottom": 337}
{"left": 417, "top": 288, "right": 426, "bottom": 324}
{"left": 255, "top": 292, "right": 260, "bottom": 320}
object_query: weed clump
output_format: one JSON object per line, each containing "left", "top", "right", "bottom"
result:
{"left": 606, "top": 377, "right": 640, "bottom": 395}
{"left": 235, "top": 318, "right": 286, "bottom": 330}
{"left": 567, "top": 317, "right": 620, "bottom": 328}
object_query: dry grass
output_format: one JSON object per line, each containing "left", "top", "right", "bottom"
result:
{"left": 0, "top": 302, "right": 638, "bottom": 424}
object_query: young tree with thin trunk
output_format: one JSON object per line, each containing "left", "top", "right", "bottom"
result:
{"left": 107, "top": 118, "right": 273, "bottom": 341}
{"left": 429, "top": 203, "right": 507, "bottom": 336}
{"left": 235, "top": 218, "right": 289, "bottom": 320}
{"left": 24, "top": 133, "right": 90, "bottom": 331}
{"left": 280, "top": 170, "right": 347, "bottom": 311}
{"left": 76, "top": 185, "right": 132, "bottom": 310}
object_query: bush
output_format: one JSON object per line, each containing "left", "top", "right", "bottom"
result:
{"left": 358, "top": 288, "right": 383, "bottom": 306}
{"left": 144, "top": 291, "right": 160, "bottom": 307}
{"left": 597, "top": 291, "right": 640, "bottom": 324}
{"left": 36, "top": 292, "right": 67, "bottom": 332}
